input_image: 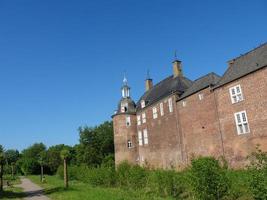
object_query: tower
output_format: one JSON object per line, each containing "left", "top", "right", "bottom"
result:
{"left": 112, "top": 76, "right": 138, "bottom": 166}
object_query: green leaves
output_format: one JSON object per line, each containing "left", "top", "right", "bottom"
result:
{"left": 190, "top": 157, "right": 230, "bottom": 200}
{"left": 76, "top": 121, "right": 114, "bottom": 167}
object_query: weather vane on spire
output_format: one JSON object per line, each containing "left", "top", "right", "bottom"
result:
{"left": 123, "top": 70, "right": 128, "bottom": 85}
{"left": 146, "top": 69, "right": 151, "bottom": 80}
{"left": 174, "top": 49, "right": 178, "bottom": 60}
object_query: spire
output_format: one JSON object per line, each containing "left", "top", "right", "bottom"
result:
{"left": 123, "top": 71, "right": 128, "bottom": 86}
{"left": 121, "top": 74, "right": 130, "bottom": 98}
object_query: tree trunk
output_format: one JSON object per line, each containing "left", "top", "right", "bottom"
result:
{"left": 11, "top": 164, "right": 14, "bottom": 180}
{"left": 41, "top": 165, "right": 44, "bottom": 183}
{"left": 64, "top": 159, "right": 68, "bottom": 188}
{"left": 0, "top": 164, "right": 3, "bottom": 191}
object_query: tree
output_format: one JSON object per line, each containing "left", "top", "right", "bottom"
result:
{"left": 0, "top": 152, "right": 5, "bottom": 192}
{"left": 60, "top": 149, "right": 71, "bottom": 188}
{"left": 18, "top": 143, "right": 46, "bottom": 175}
{"left": 76, "top": 121, "right": 114, "bottom": 166}
{"left": 46, "top": 144, "right": 72, "bottom": 174}
{"left": 38, "top": 151, "right": 47, "bottom": 183}
{"left": 5, "top": 149, "right": 20, "bottom": 179}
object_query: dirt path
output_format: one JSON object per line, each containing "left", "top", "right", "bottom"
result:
{"left": 17, "top": 177, "right": 51, "bottom": 200}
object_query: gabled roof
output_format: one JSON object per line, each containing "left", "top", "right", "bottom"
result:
{"left": 179, "top": 72, "right": 221, "bottom": 100}
{"left": 215, "top": 43, "right": 267, "bottom": 88}
{"left": 136, "top": 75, "right": 193, "bottom": 111}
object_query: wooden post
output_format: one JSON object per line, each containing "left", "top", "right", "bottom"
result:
{"left": 64, "top": 158, "right": 68, "bottom": 188}
{"left": 41, "top": 165, "right": 44, "bottom": 183}
{"left": 0, "top": 164, "right": 3, "bottom": 191}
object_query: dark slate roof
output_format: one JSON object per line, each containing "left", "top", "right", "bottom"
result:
{"left": 214, "top": 43, "right": 267, "bottom": 88}
{"left": 179, "top": 72, "right": 221, "bottom": 100}
{"left": 136, "top": 75, "right": 193, "bottom": 110}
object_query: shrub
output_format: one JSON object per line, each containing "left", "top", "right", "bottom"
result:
{"left": 116, "top": 161, "right": 147, "bottom": 189}
{"left": 147, "top": 169, "right": 187, "bottom": 198}
{"left": 247, "top": 145, "right": 267, "bottom": 200}
{"left": 190, "top": 157, "right": 230, "bottom": 200}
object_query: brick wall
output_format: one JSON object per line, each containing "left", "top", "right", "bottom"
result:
{"left": 215, "top": 67, "right": 267, "bottom": 167}
{"left": 113, "top": 113, "right": 138, "bottom": 166}
{"left": 177, "top": 87, "right": 224, "bottom": 164}
{"left": 136, "top": 94, "right": 183, "bottom": 169}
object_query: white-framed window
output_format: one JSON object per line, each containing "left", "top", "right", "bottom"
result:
{"left": 229, "top": 85, "right": 244, "bottom": 104}
{"left": 138, "top": 131, "right": 143, "bottom": 146}
{"left": 198, "top": 93, "right": 204, "bottom": 100}
{"left": 142, "top": 113, "right": 146, "bottom": 123}
{"left": 141, "top": 100, "right": 145, "bottom": 108}
{"left": 168, "top": 98, "right": 173, "bottom": 112}
{"left": 137, "top": 115, "right": 141, "bottom": 125}
{"left": 152, "top": 107, "right": 158, "bottom": 119}
{"left": 143, "top": 129, "right": 148, "bottom": 144}
{"left": 126, "top": 116, "right": 131, "bottom": 126}
{"left": 160, "top": 102, "right": 164, "bottom": 116}
{"left": 127, "top": 140, "right": 132, "bottom": 148}
{"left": 182, "top": 101, "right": 186, "bottom": 107}
{"left": 234, "top": 111, "right": 250, "bottom": 135}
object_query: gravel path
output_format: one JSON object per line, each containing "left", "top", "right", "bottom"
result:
{"left": 17, "top": 177, "right": 51, "bottom": 200}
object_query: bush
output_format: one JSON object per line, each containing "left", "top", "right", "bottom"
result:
{"left": 147, "top": 169, "right": 187, "bottom": 198}
{"left": 247, "top": 145, "right": 267, "bottom": 200}
{"left": 57, "top": 164, "right": 116, "bottom": 187}
{"left": 190, "top": 157, "right": 230, "bottom": 200}
{"left": 116, "top": 161, "right": 147, "bottom": 189}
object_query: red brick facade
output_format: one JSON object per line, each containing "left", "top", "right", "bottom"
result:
{"left": 112, "top": 45, "right": 267, "bottom": 169}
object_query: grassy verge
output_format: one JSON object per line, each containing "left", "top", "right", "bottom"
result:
{"left": 0, "top": 176, "right": 24, "bottom": 200}
{"left": 28, "top": 175, "right": 174, "bottom": 200}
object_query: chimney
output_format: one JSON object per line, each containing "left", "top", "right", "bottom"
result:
{"left": 228, "top": 59, "right": 235, "bottom": 68}
{"left": 173, "top": 60, "right": 183, "bottom": 77}
{"left": 145, "top": 78, "right": 153, "bottom": 91}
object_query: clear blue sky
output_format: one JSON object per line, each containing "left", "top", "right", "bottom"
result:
{"left": 0, "top": 0, "right": 266, "bottom": 151}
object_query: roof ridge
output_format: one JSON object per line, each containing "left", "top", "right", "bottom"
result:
{"left": 228, "top": 42, "right": 267, "bottom": 62}
{"left": 193, "top": 72, "right": 219, "bottom": 82}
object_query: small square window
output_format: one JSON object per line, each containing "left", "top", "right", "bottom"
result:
{"left": 141, "top": 100, "right": 146, "bottom": 108}
{"left": 127, "top": 140, "right": 132, "bottom": 148}
{"left": 182, "top": 101, "right": 186, "bottom": 107}
{"left": 198, "top": 94, "right": 204, "bottom": 100}
{"left": 229, "top": 85, "right": 244, "bottom": 104}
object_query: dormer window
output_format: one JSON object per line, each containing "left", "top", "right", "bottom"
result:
{"left": 121, "top": 102, "right": 128, "bottom": 113}
{"left": 141, "top": 100, "right": 145, "bottom": 108}
{"left": 229, "top": 85, "right": 244, "bottom": 104}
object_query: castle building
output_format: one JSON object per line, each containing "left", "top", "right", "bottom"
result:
{"left": 112, "top": 43, "right": 267, "bottom": 168}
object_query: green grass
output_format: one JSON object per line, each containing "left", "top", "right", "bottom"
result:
{"left": 0, "top": 176, "right": 24, "bottom": 200}
{"left": 28, "top": 175, "right": 174, "bottom": 200}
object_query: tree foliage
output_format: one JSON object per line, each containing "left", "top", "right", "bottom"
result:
{"left": 247, "top": 145, "right": 267, "bottom": 200}
{"left": 75, "top": 121, "right": 114, "bottom": 166}
{"left": 19, "top": 143, "right": 46, "bottom": 175}
{"left": 190, "top": 157, "right": 230, "bottom": 200}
